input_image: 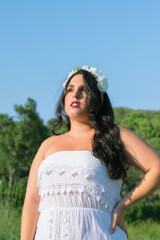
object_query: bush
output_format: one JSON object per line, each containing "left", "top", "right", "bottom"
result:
{"left": 125, "top": 195, "right": 160, "bottom": 224}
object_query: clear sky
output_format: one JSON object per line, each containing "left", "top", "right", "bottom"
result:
{"left": 0, "top": 0, "right": 160, "bottom": 124}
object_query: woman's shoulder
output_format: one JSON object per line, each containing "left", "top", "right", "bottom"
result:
{"left": 41, "top": 135, "right": 61, "bottom": 151}
{"left": 117, "top": 124, "right": 129, "bottom": 133}
{"left": 42, "top": 135, "right": 59, "bottom": 145}
{"left": 117, "top": 124, "right": 146, "bottom": 146}
{"left": 117, "top": 124, "right": 160, "bottom": 172}
{"left": 36, "top": 136, "right": 57, "bottom": 158}
{"left": 41, "top": 133, "right": 68, "bottom": 158}
{"left": 117, "top": 124, "right": 144, "bottom": 152}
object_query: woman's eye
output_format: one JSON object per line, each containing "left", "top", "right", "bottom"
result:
{"left": 67, "top": 88, "right": 73, "bottom": 92}
{"left": 82, "top": 89, "right": 87, "bottom": 93}
{"left": 80, "top": 87, "right": 86, "bottom": 91}
{"left": 66, "top": 88, "right": 87, "bottom": 93}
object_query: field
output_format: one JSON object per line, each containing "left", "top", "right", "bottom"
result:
{"left": 126, "top": 221, "right": 160, "bottom": 240}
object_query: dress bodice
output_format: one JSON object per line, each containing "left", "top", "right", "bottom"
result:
{"left": 37, "top": 151, "right": 123, "bottom": 214}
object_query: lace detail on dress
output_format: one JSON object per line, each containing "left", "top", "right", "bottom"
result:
{"left": 37, "top": 158, "right": 122, "bottom": 213}
{"left": 84, "top": 182, "right": 119, "bottom": 212}
{"left": 49, "top": 208, "right": 69, "bottom": 240}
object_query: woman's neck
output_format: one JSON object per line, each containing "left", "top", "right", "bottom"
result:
{"left": 68, "top": 121, "right": 95, "bottom": 138}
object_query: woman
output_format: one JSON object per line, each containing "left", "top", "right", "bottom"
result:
{"left": 21, "top": 66, "right": 160, "bottom": 240}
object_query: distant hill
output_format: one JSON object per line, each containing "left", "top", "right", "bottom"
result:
{"left": 114, "top": 107, "right": 160, "bottom": 124}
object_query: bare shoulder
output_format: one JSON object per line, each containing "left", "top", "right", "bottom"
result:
{"left": 118, "top": 124, "right": 137, "bottom": 137}
{"left": 117, "top": 124, "right": 160, "bottom": 172}
{"left": 41, "top": 135, "right": 59, "bottom": 148}
{"left": 42, "top": 134, "right": 69, "bottom": 159}
{"left": 24, "top": 135, "right": 59, "bottom": 203}
{"left": 118, "top": 124, "right": 149, "bottom": 146}
{"left": 29, "top": 135, "right": 61, "bottom": 172}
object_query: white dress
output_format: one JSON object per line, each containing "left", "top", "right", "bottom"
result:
{"left": 34, "top": 150, "right": 127, "bottom": 240}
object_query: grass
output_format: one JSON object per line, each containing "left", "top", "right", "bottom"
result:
{"left": 126, "top": 220, "right": 160, "bottom": 240}
{"left": 0, "top": 193, "right": 22, "bottom": 240}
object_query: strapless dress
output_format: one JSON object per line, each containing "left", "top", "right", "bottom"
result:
{"left": 34, "top": 150, "right": 127, "bottom": 240}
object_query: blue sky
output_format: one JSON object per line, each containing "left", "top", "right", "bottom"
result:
{"left": 0, "top": 0, "right": 160, "bottom": 124}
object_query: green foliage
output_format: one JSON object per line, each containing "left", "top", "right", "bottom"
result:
{"left": 46, "top": 118, "right": 69, "bottom": 135}
{"left": 147, "top": 137, "right": 160, "bottom": 152}
{"left": 0, "top": 114, "right": 16, "bottom": 189}
{"left": 126, "top": 220, "right": 160, "bottom": 240}
{"left": 46, "top": 118, "right": 58, "bottom": 136}
{"left": 114, "top": 107, "right": 160, "bottom": 153}
{"left": 121, "top": 111, "right": 154, "bottom": 139}
{"left": 124, "top": 195, "right": 160, "bottom": 224}
{"left": 114, "top": 107, "right": 133, "bottom": 124}
{"left": 0, "top": 178, "right": 28, "bottom": 210}
{"left": 56, "top": 122, "right": 68, "bottom": 134}
{"left": 151, "top": 114, "right": 160, "bottom": 137}
{"left": 115, "top": 107, "right": 160, "bottom": 223}
{"left": 0, "top": 98, "right": 49, "bottom": 200}
{"left": 121, "top": 166, "right": 144, "bottom": 194}
{"left": 0, "top": 193, "right": 21, "bottom": 240}
{"left": 12, "top": 98, "right": 49, "bottom": 180}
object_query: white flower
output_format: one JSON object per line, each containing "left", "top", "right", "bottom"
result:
{"left": 63, "top": 65, "right": 109, "bottom": 93}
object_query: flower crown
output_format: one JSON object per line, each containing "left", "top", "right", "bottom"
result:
{"left": 63, "top": 65, "right": 109, "bottom": 93}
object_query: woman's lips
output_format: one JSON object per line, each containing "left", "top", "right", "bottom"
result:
{"left": 70, "top": 101, "right": 80, "bottom": 107}
{"left": 70, "top": 105, "right": 80, "bottom": 108}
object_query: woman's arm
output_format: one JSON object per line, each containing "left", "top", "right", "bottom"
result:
{"left": 21, "top": 141, "right": 46, "bottom": 240}
{"left": 110, "top": 125, "right": 160, "bottom": 234}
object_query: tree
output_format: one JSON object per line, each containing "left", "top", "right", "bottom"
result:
{"left": 0, "top": 114, "right": 16, "bottom": 189}
{"left": 114, "top": 107, "right": 133, "bottom": 124}
{"left": 46, "top": 118, "right": 68, "bottom": 135}
{"left": 13, "top": 98, "right": 49, "bottom": 180}
{"left": 121, "top": 111, "right": 154, "bottom": 139}
{"left": 0, "top": 98, "right": 49, "bottom": 190}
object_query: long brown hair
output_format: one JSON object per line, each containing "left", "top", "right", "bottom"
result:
{"left": 52, "top": 69, "right": 130, "bottom": 180}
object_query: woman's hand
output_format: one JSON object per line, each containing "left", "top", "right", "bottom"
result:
{"left": 110, "top": 202, "right": 128, "bottom": 238}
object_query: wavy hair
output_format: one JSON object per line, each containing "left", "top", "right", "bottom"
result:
{"left": 52, "top": 69, "right": 130, "bottom": 179}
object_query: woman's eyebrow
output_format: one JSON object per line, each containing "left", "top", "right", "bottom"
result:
{"left": 67, "top": 84, "right": 85, "bottom": 88}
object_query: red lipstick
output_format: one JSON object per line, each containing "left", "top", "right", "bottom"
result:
{"left": 70, "top": 101, "right": 80, "bottom": 107}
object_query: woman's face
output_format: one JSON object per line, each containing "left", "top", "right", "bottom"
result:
{"left": 64, "top": 74, "right": 89, "bottom": 120}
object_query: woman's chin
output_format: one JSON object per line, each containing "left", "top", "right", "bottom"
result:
{"left": 67, "top": 111, "right": 88, "bottom": 119}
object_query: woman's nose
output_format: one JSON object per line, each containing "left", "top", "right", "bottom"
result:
{"left": 73, "top": 90, "right": 80, "bottom": 99}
